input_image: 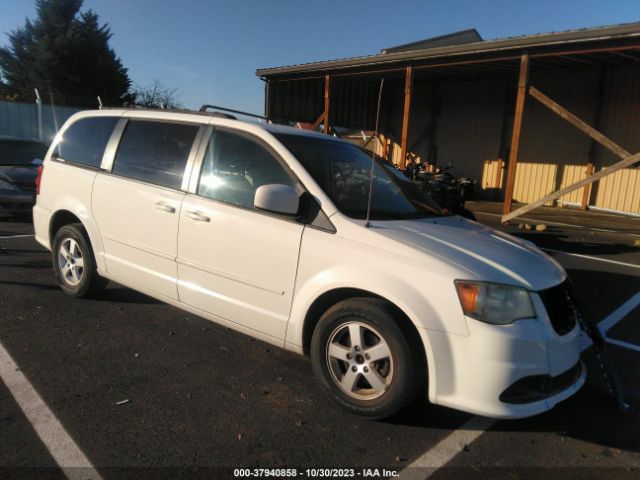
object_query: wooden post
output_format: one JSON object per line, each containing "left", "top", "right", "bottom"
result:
{"left": 581, "top": 162, "right": 595, "bottom": 209}
{"left": 400, "top": 65, "right": 413, "bottom": 169}
{"left": 324, "top": 74, "right": 331, "bottom": 134}
{"left": 502, "top": 54, "right": 530, "bottom": 218}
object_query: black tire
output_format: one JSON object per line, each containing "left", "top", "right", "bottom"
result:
{"left": 310, "top": 298, "right": 425, "bottom": 419}
{"left": 52, "top": 223, "right": 107, "bottom": 297}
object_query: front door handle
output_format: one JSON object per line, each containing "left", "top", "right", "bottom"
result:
{"left": 154, "top": 201, "right": 176, "bottom": 214}
{"left": 185, "top": 210, "right": 211, "bottom": 222}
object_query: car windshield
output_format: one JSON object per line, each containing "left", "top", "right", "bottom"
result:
{"left": 274, "top": 134, "right": 445, "bottom": 220}
{"left": 0, "top": 140, "right": 48, "bottom": 166}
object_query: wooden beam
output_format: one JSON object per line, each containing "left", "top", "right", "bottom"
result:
{"left": 612, "top": 51, "right": 640, "bottom": 64}
{"left": 502, "top": 53, "right": 530, "bottom": 216}
{"left": 558, "top": 55, "right": 597, "bottom": 66}
{"left": 400, "top": 65, "right": 413, "bottom": 169}
{"left": 501, "top": 83, "right": 640, "bottom": 223}
{"left": 529, "top": 86, "right": 631, "bottom": 159}
{"left": 323, "top": 74, "right": 331, "bottom": 134}
{"left": 310, "top": 112, "right": 325, "bottom": 131}
{"left": 408, "top": 119, "right": 433, "bottom": 154}
{"left": 502, "top": 151, "right": 640, "bottom": 223}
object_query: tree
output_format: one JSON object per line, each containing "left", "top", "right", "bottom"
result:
{"left": 0, "top": 0, "right": 131, "bottom": 106}
{"left": 131, "top": 80, "right": 182, "bottom": 109}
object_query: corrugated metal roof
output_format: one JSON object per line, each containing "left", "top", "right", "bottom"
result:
{"left": 381, "top": 29, "right": 483, "bottom": 54}
{"left": 256, "top": 22, "right": 640, "bottom": 77}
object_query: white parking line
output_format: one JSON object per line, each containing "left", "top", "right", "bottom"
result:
{"left": 579, "top": 292, "right": 640, "bottom": 352}
{"left": 400, "top": 416, "right": 496, "bottom": 479}
{"left": 598, "top": 292, "right": 640, "bottom": 333}
{"left": 0, "top": 234, "right": 35, "bottom": 239}
{"left": 541, "top": 248, "right": 640, "bottom": 271}
{"left": 0, "top": 340, "right": 102, "bottom": 479}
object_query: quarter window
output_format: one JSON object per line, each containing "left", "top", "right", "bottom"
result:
{"left": 197, "top": 129, "right": 296, "bottom": 209}
{"left": 113, "top": 120, "right": 199, "bottom": 190}
{"left": 54, "top": 117, "right": 118, "bottom": 168}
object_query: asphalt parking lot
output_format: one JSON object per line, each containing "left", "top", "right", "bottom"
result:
{"left": 1, "top": 207, "right": 639, "bottom": 480}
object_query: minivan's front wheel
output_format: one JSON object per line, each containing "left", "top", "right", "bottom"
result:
{"left": 311, "top": 298, "right": 424, "bottom": 419}
{"left": 52, "top": 223, "right": 107, "bottom": 297}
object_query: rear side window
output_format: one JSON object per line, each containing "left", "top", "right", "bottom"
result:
{"left": 54, "top": 117, "right": 118, "bottom": 168}
{"left": 112, "top": 120, "right": 199, "bottom": 190}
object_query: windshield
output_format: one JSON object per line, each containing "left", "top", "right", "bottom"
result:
{"left": 275, "top": 134, "right": 445, "bottom": 220}
{"left": 0, "top": 140, "right": 48, "bottom": 166}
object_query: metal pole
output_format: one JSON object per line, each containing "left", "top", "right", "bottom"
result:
{"left": 34, "top": 88, "right": 43, "bottom": 142}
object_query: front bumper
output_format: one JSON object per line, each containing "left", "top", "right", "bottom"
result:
{"left": 420, "top": 309, "right": 585, "bottom": 419}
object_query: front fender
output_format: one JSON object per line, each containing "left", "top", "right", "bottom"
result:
{"left": 286, "top": 228, "right": 470, "bottom": 351}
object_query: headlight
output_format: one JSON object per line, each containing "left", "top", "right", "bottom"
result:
{"left": 0, "top": 179, "right": 20, "bottom": 191}
{"left": 455, "top": 281, "right": 535, "bottom": 325}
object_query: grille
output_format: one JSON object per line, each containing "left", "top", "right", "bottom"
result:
{"left": 499, "top": 361, "right": 582, "bottom": 404}
{"left": 538, "top": 281, "right": 578, "bottom": 336}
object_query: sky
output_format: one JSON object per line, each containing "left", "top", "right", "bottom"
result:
{"left": 0, "top": 0, "right": 639, "bottom": 113}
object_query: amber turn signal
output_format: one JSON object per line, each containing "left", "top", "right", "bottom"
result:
{"left": 455, "top": 282, "right": 479, "bottom": 315}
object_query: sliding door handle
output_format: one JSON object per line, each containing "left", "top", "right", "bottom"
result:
{"left": 185, "top": 210, "right": 211, "bottom": 222}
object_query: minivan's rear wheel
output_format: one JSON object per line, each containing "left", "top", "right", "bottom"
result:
{"left": 310, "top": 298, "right": 424, "bottom": 419}
{"left": 52, "top": 223, "right": 107, "bottom": 297}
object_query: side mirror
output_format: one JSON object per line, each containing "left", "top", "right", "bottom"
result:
{"left": 31, "top": 158, "right": 43, "bottom": 166}
{"left": 254, "top": 184, "right": 299, "bottom": 215}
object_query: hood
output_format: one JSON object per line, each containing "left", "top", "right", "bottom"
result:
{"left": 370, "top": 215, "right": 565, "bottom": 291}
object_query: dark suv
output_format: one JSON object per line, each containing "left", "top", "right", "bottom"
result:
{"left": 0, "top": 136, "right": 48, "bottom": 217}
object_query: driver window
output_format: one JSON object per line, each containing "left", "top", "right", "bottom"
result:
{"left": 197, "top": 129, "right": 295, "bottom": 209}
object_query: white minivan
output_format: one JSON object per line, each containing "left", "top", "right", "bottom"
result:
{"left": 33, "top": 109, "right": 585, "bottom": 419}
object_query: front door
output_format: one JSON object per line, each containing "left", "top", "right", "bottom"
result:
{"left": 177, "top": 128, "right": 304, "bottom": 340}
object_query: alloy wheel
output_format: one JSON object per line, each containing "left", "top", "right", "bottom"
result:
{"left": 325, "top": 321, "right": 394, "bottom": 400}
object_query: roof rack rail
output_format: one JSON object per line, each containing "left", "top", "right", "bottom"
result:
{"left": 199, "top": 104, "right": 268, "bottom": 121}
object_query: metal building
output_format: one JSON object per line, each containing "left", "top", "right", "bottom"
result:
{"left": 256, "top": 23, "right": 640, "bottom": 216}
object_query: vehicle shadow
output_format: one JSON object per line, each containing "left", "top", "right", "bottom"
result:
{"left": 0, "top": 278, "right": 160, "bottom": 305}
{"left": 95, "top": 287, "right": 162, "bottom": 305}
